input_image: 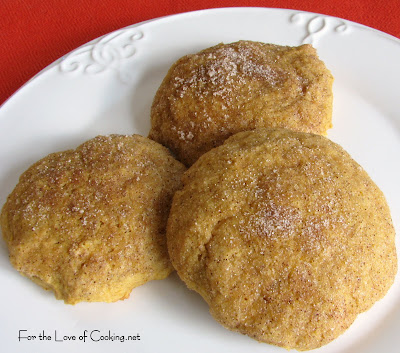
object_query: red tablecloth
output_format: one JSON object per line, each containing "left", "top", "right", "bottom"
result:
{"left": 1, "top": 0, "right": 399, "bottom": 106}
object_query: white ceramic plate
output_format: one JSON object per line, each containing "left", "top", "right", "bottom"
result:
{"left": 0, "top": 7, "right": 399, "bottom": 353}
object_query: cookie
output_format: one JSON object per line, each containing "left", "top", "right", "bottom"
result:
{"left": 149, "top": 41, "right": 334, "bottom": 165}
{"left": 1, "top": 134, "right": 186, "bottom": 304}
{"left": 167, "top": 128, "right": 397, "bottom": 350}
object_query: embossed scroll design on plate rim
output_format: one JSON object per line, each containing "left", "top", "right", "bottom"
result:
{"left": 290, "top": 12, "right": 349, "bottom": 45}
{"left": 59, "top": 28, "right": 144, "bottom": 83}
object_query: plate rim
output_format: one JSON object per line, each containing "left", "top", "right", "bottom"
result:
{"left": 1, "top": 6, "right": 400, "bottom": 112}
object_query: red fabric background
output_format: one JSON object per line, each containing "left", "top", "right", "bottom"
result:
{"left": 1, "top": 0, "right": 399, "bottom": 106}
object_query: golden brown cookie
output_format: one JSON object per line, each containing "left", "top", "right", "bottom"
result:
{"left": 167, "top": 128, "right": 397, "bottom": 350}
{"left": 149, "top": 41, "right": 334, "bottom": 166}
{"left": 1, "top": 134, "right": 186, "bottom": 304}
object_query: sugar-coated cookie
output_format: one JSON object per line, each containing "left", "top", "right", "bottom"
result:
{"left": 167, "top": 128, "right": 397, "bottom": 350}
{"left": 1, "top": 134, "right": 186, "bottom": 304}
{"left": 150, "top": 41, "right": 334, "bottom": 166}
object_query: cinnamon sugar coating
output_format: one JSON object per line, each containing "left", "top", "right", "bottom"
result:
{"left": 167, "top": 128, "right": 397, "bottom": 350}
{"left": 149, "top": 41, "right": 334, "bottom": 166}
{"left": 1, "top": 135, "right": 186, "bottom": 304}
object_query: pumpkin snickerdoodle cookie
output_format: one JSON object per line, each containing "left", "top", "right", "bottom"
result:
{"left": 1, "top": 134, "right": 186, "bottom": 304}
{"left": 149, "top": 41, "right": 334, "bottom": 166}
{"left": 167, "top": 128, "right": 397, "bottom": 350}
